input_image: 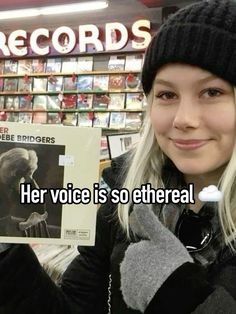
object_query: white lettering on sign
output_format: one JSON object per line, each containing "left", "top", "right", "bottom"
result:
{"left": 0, "top": 32, "right": 10, "bottom": 56}
{"left": 8, "top": 30, "right": 28, "bottom": 56}
{"left": 132, "top": 20, "right": 152, "bottom": 49}
{"left": 0, "top": 19, "right": 151, "bottom": 56}
{"left": 52, "top": 26, "right": 76, "bottom": 54}
{"left": 30, "top": 28, "right": 50, "bottom": 55}
{"left": 105, "top": 22, "right": 128, "bottom": 51}
{"left": 79, "top": 24, "right": 104, "bottom": 53}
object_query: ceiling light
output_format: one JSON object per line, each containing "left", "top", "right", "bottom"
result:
{"left": 0, "top": 1, "right": 108, "bottom": 20}
{"left": 41, "top": 1, "right": 108, "bottom": 15}
{"left": 0, "top": 9, "right": 40, "bottom": 20}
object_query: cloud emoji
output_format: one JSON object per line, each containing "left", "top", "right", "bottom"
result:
{"left": 198, "top": 185, "right": 222, "bottom": 202}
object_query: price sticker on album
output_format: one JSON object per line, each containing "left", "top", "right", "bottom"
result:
{"left": 59, "top": 155, "right": 75, "bottom": 166}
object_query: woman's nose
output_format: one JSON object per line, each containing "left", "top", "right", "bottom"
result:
{"left": 172, "top": 98, "right": 200, "bottom": 130}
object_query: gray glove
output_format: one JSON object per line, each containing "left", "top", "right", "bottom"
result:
{"left": 120, "top": 204, "right": 193, "bottom": 313}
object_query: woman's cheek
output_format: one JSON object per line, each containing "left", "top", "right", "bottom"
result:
{"left": 212, "top": 114, "right": 235, "bottom": 134}
{"left": 150, "top": 107, "right": 171, "bottom": 133}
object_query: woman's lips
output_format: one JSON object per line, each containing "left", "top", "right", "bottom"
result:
{"left": 172, "top": 139, "right": 210, "bottom": 150}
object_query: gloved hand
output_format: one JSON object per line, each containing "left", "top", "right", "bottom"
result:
{"left": 120, "top": 204, "right": 193, "bottom": 313}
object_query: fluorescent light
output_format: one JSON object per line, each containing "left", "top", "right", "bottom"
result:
{"left": 0, "top": 1, "right": 108, "bottom": 20}
{"left": 41, "top": 2, "right": 108, "bottom": 15}
{"left": 0, "top": 9, "right": 40, "bottom": 20}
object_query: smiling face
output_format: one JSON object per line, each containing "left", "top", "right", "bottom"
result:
{"left": 150, "top": 63, "right": 236, "bottom": 178}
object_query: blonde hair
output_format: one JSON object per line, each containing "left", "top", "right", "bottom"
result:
{"left": 118, "top": 88, "right": 236, "bottom": 249}
{"left": 0, "top": 148, "right": 38, "bottom": 185}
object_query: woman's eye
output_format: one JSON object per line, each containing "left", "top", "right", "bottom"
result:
{"left": 155, "top": 91, "right": 177, "bottom": 100}
{"left": 202, "top": 88, "right": 223, "bottom": 98}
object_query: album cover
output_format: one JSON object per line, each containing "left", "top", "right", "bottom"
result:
{"left": 92, "top": 93, "right": 110, "bottom": 109}
{"left": 5, "top": 112, "right": 19, "bottom": 122}
{"left": 125, "top": 93, "right": 144, "bottom": 110}
{"left": 46, "top": 58, "right": 62, "bottom": 73}
{"left": 109, "top": 112, "right": 126, "bottom": 129}
{"left": 108, "top": 55, "right": 126, "bottom": 71}
{"left": 0, "top": 111, "right": 7, "bottom": 121}
{"left": 108, "top": 93, "right": 125, "bottom": 110}
{"left": 63, "top": 77, "right": 77, "bottom": 92}
{"left": 77, "top": 56, "right": 93, "bottom": 72}
{"left": 0, "top": 96, "right": 5, "bottom": 110}
{"left": 61, "top": 57, "right": 78, "bottom": 73}
{"left": 5, "top": 96, "right": 19, "bottom": 110}
{"left": 0, "top": 122, "right": 101, "bottom": 245}
{"left": 77, "top": 112, "right": 94, "bottom": 127}
{"left": 93, "top": 112, "right": 110, "bottom": 128}
{"left": 77, "top": 94, "right": 93, "bottom": 109}
{"left": 18, "top": 77, "right": 33, "bottom": 92}
{"left": 108, "top": 74, "right": 125, "bottom": 91}
{"left": 31, "top": 59, "right": 46, "bottom": 73}
{"left": 17, "top": 59, "right": 32, "bottom": 74}
{"left": 3, "top": 78, "right": 18, "bottom": 92}
{"left": 125, "top": 73, "right": 141, "bottom": 90}
{"left": 125, "top": 54, "right": 144, "bottom": 71}
{"left": 77, "top": 75, "right": 93, "bottom": 92}
{"left": 61, "top": 112, "right": 78, "bottom": 126}
{"left": 0, "top": 60, "right": 5, "bottom": 74}
{"left": 47, "top": 76, "right": 63, "bottom": 92}
{"left": 47, "top": 96, "right": 61, "bottom": 110}
{"left": 62, "top": 94, "right": 77, "bottom": 109}
{"left": 0, "top": 78, "right": 4, "bottom": 91}
{"left": 93, "top": 75, "right": 109, "bottom": 92}
{"left": 93, "top": 55, "right": 109, "bottom": 71}
{"left": 19, "top": 96, "right": 33, "bottom": 110}
{"left": 33, "top": 95, "right": 48, "bottom": 111}
{"left": 18, "top": 112, "right": 33, "bottom": 123}
{"left": 4, "top": 60, "right": 18, "bottom": 74}
{"left": 32, "top": 112, "right": 48, "bottom": 124}
{"left": 125, "top": 112, "right": 143, "bottom": 130}
{"left": 33, "top": 78, "right": 48, "bottom": 92}
{"left": 47, "top": 112, "right": 62, "bottom": 124}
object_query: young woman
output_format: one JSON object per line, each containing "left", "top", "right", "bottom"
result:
{"left": 1, "top": 0, "right": 236, "bottom": 313}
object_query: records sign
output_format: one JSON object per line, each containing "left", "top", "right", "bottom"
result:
{"left": 0, "top": 20, "right": 151, "bottom": 57}
{"left": 0, "top": 122, "right": 101, "bottom": 246}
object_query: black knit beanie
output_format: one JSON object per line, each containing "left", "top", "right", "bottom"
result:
{"left": 142, "top": 0, "right": 236, "bottom": 95}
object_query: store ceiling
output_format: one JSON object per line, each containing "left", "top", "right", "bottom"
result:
{"left": 0, "top": 0, "right": 197, "bottom": 32}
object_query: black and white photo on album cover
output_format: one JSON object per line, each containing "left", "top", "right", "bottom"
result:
{"left": 0, "top": 142, "right": 65, "bottom": 239}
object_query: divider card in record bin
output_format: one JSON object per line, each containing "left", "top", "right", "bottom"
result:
{"left": 0, "top": 122, "right": 101, "bottom": 246}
